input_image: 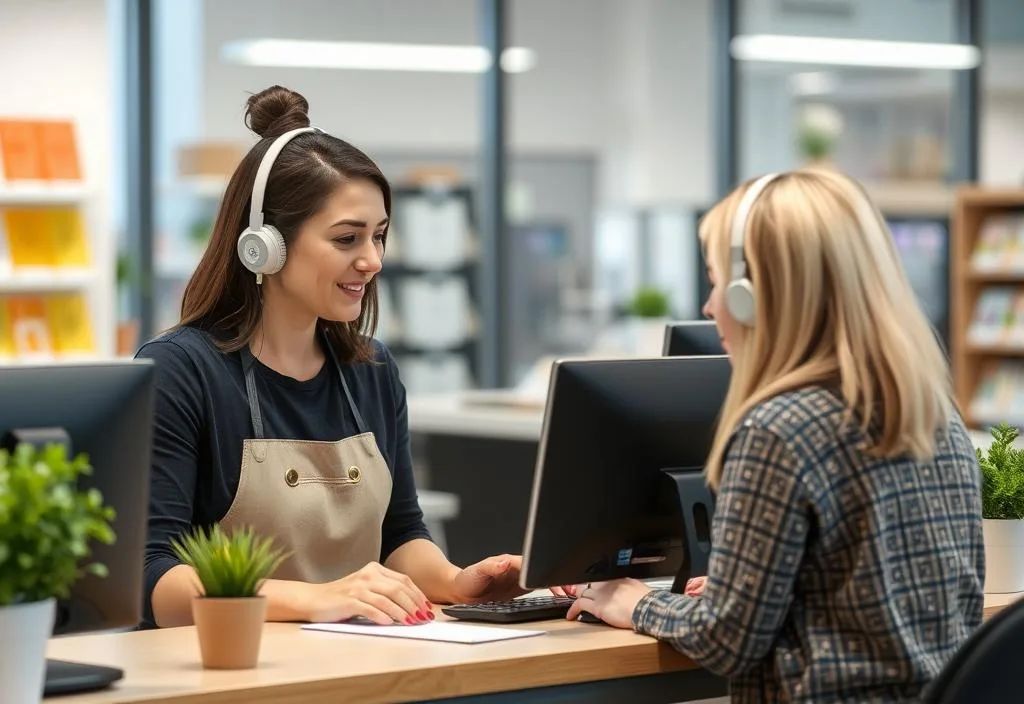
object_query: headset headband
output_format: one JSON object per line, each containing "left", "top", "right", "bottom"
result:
{"left": 248, "top": 126, "right": 318, "bottom": 231}
{"left": 730, "top": 173, "right": 780, "bottom": 281}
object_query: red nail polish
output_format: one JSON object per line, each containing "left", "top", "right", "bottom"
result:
{"left": 417, "top": 610, "right": 426, "bottom": 620}
{"left": 427, "top": 611, "right": 435, "bottom": 620}
{"left": 405, "top": 616, "right": 415, "bottom": 625}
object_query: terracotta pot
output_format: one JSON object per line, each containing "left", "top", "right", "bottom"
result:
{"left": 191, "top": 597, "right": 267, "bottom": 669}
{"left": 116, "top": 320, "right": 140, "bottom": 357}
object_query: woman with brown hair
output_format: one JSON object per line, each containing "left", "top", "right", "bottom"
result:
{"left": 136, "top": 85, "right": 524, "bottom": 629}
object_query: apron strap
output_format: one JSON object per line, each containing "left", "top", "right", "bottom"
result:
{"left": 321, "top": 328, "right": 370, "bottom": 436}
{"left": 239, "top": 330, "right": 369, "bottom": 439}
{"left": 239, "top": 346, "right": 266, "bottom": 440}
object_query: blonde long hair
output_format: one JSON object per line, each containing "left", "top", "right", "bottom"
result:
{"left": 702, "top": 169, "right": 952, "bottom": 488}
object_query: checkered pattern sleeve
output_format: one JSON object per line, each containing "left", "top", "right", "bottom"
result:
{"left": 632, "top": 423, "right": 809, "bottom": 677}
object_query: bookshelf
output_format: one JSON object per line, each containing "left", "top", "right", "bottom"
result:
{"left": 0, "top": 118, "right": 111, "bottom": 364}
{"left": 150, "top": 177, "right": 480, "bottom": 393}
{"left": 951, "top": 187, "right": 1024, "bottom": 428}
{"left": 376, "top": 185, "right": 479, "bottom": 394}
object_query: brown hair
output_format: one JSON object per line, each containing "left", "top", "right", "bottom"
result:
{"left": 178, "top": 85, "right": 391, "bottom": 363}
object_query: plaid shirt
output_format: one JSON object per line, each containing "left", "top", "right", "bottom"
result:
{"left": 632, "top": 385, "right": 984, "bottom": 703}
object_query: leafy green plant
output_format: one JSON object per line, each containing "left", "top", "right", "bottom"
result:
{"left": 976, "top": 423, "right": 1024, "bottom": 520}
{"left": 188, "top": 217, "right": 214, "bottom": 248}
{"left": 798, "top": 126, "right": 834, "bottom": 161}
{"left": 0, "top": 443, "right": 116, "bottom": 606}
{"left": 628, "top": 287, "right": 671, "bottom": 318}
{"left": 172, "top": 525, "right": 288, "bottom": 598}
{"left": 115, "top": 252, "right": 133, "bottom": 291}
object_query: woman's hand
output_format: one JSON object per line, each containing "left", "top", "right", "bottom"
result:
{"left": 296, "top": 562, "right": 434, "bottom": 625}
{"left": 448, "top": 554, "right": 528, "bottom": 603}
{"left": 555, "top": 576, "right": 705, "bottom": 599}
{"left": 565, "top": 579, "right": 652, "bottom": 629}
{"left": 683, "top": 576, "right": 706, "bottom": 597}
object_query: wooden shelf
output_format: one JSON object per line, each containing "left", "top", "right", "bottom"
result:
{"left": 862, "top": 180, "right": 954, "bottom": 217}
{"left": 0, "top": 268, "right": 96, "bottom": 293}
{"left": 967, "top": 269, "right": 1024, "bottom": 283}
{"left": 965, "top": 342, "right": 1024, "bottom": 356}
{"left": 0, "top": 183, "right": 88, "bottom": 205}
{"left": 951, "top": 187, "right": 1024, "bottom": 428}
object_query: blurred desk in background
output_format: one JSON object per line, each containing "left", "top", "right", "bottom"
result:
{"left": 409, "top": 391, "right": 545, "bottom": 566}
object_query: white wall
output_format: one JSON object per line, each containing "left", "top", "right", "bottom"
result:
{"left": 981, "top": 95, "right": 1024, "bottom": 186}
{"left": 739, "top": 0, "right": 956, "bottom": 43}
{"left": 980, "top": 46, "right": 1024, "bottom": 187}
{"left": 197, "top": 0, "right": 715, "bottom": 208}
{"left": 601, "top": 0, "right": 715, "bottom": 207}
{"left": 0, "top": 0, "right": 115, "bottom": 356}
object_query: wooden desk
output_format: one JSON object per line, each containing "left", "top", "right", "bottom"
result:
{"left": 44, "top": 616, "right": 724, "bottom": 704}
{"left": 408, "top": 392, "right": 544, "bottom": 566}
{"left": 43, "top": 592, "right": 1024, "bottom": 704}
{"left": 983, "top": 591, "right": 1023, "bottom": 621}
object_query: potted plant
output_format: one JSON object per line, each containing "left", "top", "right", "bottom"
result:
{"left": 171, "top": 525, "right": 287, "bottom": 670}
{"left": 796, "top": 103, "right": 844, "bottom": 168}
{"left": 0, "top": 442, "right": 115, "bottom": 704}
{"left": 627, "top": 286, "right": 672, "bottom": 356}
{"left": 976, "top": 423, "right": 1024, "bottom": 593}
{"left": 115, "top": 251, "right": 139, "bottom": 357}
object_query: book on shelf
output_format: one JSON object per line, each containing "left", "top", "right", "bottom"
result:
{"left": 970, "top": 212, "right": 1024, "bottom": 273}
{"left": 966, "top": 287, "right": 1024, "bottom": 347}
{"left": 971, "top": 361, "right": 1024, "bottom": 426}
{"left": 1, "top": 208, "right": 90, "bottom": 268}
{"left": 0, "top": 119, "right": 82, "bottom": 182}
{"left": 0, "top": 293, "right": 94, "bottom": 360}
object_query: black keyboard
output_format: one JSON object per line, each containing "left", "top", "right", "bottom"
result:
{"left": 441, "top": 596, "right": 575, "bottom": 623}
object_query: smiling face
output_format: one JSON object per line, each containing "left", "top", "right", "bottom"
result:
{"left": 275, "top": 178, "right": 388, "bottom": 323}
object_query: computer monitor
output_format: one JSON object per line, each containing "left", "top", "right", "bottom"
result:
{"left": 519, "top": 356, "right": 730, "bottom": 593}
{"left": 662, "top": 320, "right": 724, "bottom": 357}
{"left": 0, "top": 360, "right": 155, "bottom": 696}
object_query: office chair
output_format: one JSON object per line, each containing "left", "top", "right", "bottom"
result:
{"left": 921, "top": 597, "right": 1024, "bottom": 703}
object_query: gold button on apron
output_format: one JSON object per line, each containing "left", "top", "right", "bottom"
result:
{"left": 347, "top": 466, "right": 361, "bottom": 482}
{"left": 285, "top": 468, "right": 299, "bottom": 486}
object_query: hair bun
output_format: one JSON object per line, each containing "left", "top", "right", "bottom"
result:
{"left": 245, "top": 85, "right": 311, "bottom": 139}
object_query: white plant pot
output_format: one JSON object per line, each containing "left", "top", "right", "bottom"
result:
{"left": 631, "top": 317, "right": 671, "bottom": 356}
{"left": 0, "top": 598, "right": 55, "bottom": 704}
{"left": 983, "top": 519, "right": 1024, "bottom": 593}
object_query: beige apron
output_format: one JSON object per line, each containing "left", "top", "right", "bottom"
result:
{"left": 219, "top": 339, "right": 393, "bottom": 583}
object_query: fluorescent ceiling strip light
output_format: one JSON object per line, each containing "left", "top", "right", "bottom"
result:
{"left": 731, "top": 34, "right": 980, "bottom": 70}
{"left": 222, "top": 39, "right": 536, "bottom": 73}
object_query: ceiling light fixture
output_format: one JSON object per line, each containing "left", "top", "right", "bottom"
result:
{"left": 222, "top": 39, "right": 536, "bottom": 73}
{"left": 731, "top": 34, "right": 980, "bottom": 70}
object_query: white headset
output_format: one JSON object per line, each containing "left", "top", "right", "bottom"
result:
{"left": 724, "top": 172, "right": 780, "bottom": 326}
{"left": 236, "top": 126, "right": 318, "bottom": 284}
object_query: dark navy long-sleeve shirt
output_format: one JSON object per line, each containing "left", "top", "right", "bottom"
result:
{"left": 134, "top": 325, "right": 430, "bottom": 629}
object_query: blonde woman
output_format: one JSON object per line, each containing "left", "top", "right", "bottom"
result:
{"left": 567, "top": 169, "right": 984, "bottom": 702}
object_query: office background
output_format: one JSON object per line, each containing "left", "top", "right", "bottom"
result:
{"left": 1, "top": 0, "right": 1023, "bottom": 418}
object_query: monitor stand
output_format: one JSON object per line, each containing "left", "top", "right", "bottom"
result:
{"left": 659, "top": 468, "right": 716, "bottom": 595}
{"left": 43, "top": 659, "right": 124, "bottom": 697}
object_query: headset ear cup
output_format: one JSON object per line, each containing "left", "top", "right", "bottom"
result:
{"left": 725, "top": 278, "right": 756, "bottom": 326}
{"left": 261, "top": 225, "right": 286, "bottom": 274}
{"left": 237, "top": 226, "right": 286, "bottom": 276}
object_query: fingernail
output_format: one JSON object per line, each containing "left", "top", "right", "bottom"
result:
{"left": 417, "top": 610, "right": 427, "bottom": 620}
{"left": 405, "top": 616, "right": 415, "bottom": 625}
{"left": 427, "top": 611, "right": 435, "bottom": 620}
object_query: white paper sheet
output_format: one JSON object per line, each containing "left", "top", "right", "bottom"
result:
{"left": 301, "top": 620, "right": 545, "bottom": 644}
